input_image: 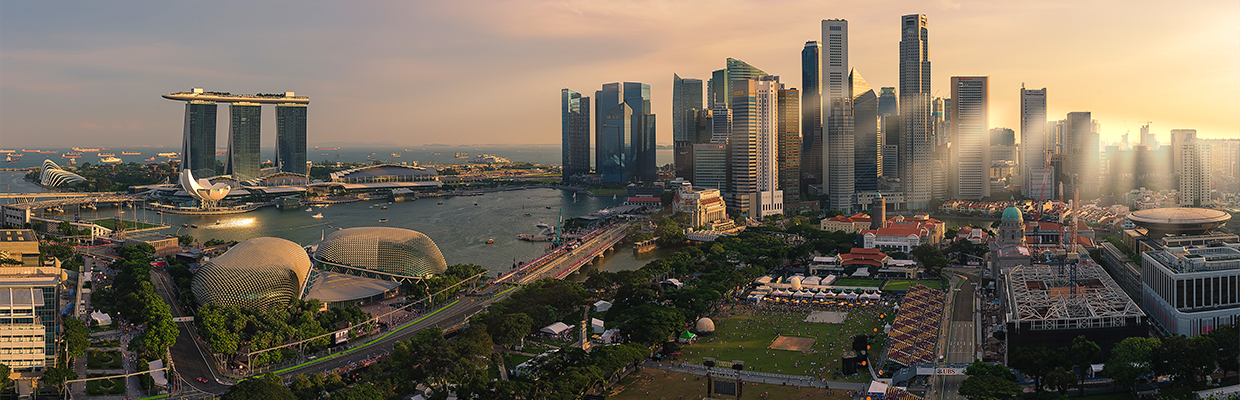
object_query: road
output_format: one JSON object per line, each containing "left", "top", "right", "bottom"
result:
{"left": 151, "top": 268, "right": 232, "bottom": 394}
{"left": 939, "top": 274, "right": 977, "bottom": 400}
{"left": 497, "top": 223, "right": 629, "bottom": 285}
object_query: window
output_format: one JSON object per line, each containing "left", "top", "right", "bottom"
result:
{"left": 829, "top": 26, "right": 842, "bottom": 31}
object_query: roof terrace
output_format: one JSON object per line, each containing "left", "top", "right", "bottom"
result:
{"left": 162, "top": 87, "right": 310, "bottom": 104}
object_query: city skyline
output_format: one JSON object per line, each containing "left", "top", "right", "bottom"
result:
{"left": 1, "top": 1, "right": 1238, "bottom": 148}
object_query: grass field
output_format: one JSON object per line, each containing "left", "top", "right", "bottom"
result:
{"left": 883, "top": 280, "right": 942, "bottom": 290}
{"left": 833, "top": 278, "right": 884, "bottom": 287}
{"left": 86, "top": 373, "right": 125, "bottom": 396}
{"left": 90, "top": 218, "right": 160, "bottom": 230}
{"left": 608, "top": 368, "right": 852, "bottom": 400}
{"left": 673, "top": 302, "right": 895, "bottom": 383}
{"left": 87, "top": 350, "right": 122, "bottom": 369}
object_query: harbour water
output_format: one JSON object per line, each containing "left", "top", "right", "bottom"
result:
{"left": 1, "top": 173, "right": 670, "bottom": 279}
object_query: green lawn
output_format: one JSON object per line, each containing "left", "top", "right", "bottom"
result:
{"left": 884, "top": 280, "right": 942, "bottom": 290}
{"left": 673, "top": 302, "right": 896, "bottom": 383}
{"left": 90, "top": 218, "right": 161, "bottom": 231}
{"left": 86, "top": 374, "right": 126, "bottom": 396}
{"left": 87, "top": 350, "right": 122, "bottom": 369}
{"left": 505, "top": 354, "right": 534, "bottom": 371}
{"left": 833, "top": 278, "right": 884, "bottom": 287}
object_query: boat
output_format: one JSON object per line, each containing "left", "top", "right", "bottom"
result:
{"left": 0, "top": 150, "right": 12, "bottom": 153}
{"left": 523, "top": 213, "right": 531, "bottom": 217}
{"left": 454, "top": 152, "right": 468, "bottom": 158}
{"left": 157, "top": 152, "right": 179, "bottom": 157}
{"left": 381, "top": 206, "right": 388, "bottom": 210}
{"left": 431, "top": 152, "right": 441, "bottom": 156}
{"left": 536, "top": 222, "right": 549, "bottom": 228}
{"left": 305, "top": 207, "right": 313, "bottom": 212}
{"left": 73, "top": 147, "right": 100, "bottom": 152}
{"left": 486, "top": 238, "right": 495, "bottom": 244}
{"left": 214, "top": 149, "right": 227, "bottom": 156}
{"left": 391, "top": 153, "right": 401, "bottom": 157}
{"left": 61, "top": 154, "right": 81, "bottom": 159}
{"left": 144, "top": 157, "right": 156, "bottom": 162}
{"left": 311, "top": 213, "right": 323, "bottom": 219}
{"left": 437, "top": 202, "right": 443, "bottom": 205}
{"left": 190, "top": 224, "right": 199, "bottom": 229}
{"left": 121, "top": 151, "right": 141, "bottom": 155}
{"left": 100, "top": 157, "right": 122, "bottom": 164}
{"left": 474, "top": 202, "right": 478, "bottom": 206}
{"left": 315, "top": 147, "right": 342, "bottom": 151}
{"left": 545, "top": 206, "right": 551, "bottom": 209}
{"left": 4, "top": 155, "right": 17, "bottom": 163}
{"left": 98, "top": 153, "right": 115, "bottom": 157}
{"left": 378, "top": 218, "right": 389, "bottom": 223}
{"left": 182, "top": 224, "right": 188, "bottom": 228}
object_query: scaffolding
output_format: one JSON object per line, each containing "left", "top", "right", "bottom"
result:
{"left": 1005, "top": 259, "right": 1144, "bottom": 331}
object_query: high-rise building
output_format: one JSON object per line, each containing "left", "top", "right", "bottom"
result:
{"left": 708, "top": 58, "right": 767, "bottom": 108}
{"left": 1170, "top": 129, "right": 1197, "bottom": 176}
{"left": 183, "top": 101, "right": 218, "bottom": 178}
{"left": 801, "top": 41, "right": 824, "bottom": 192}
{"left": 950, "top": 77, "right": 990, "bottom": 200}
{"left": 1064, "top": 111, "right": 1100, "bottom": 197}
{"left": 711, "top": 103, "right": 732, "bottom": 144}
{"left": 778, "top": 87, "right": 801, "bottom": 206}
{"left": 226, "top": 103, "right": 262, "bottom": 181}
{"left": 693, "top": 143, "right": 728, "bottom": 191}
{"left": 673, "top": 75, "right": 704, "bottom": 181}
{"left": 729, "top": 77, "right": 782, "bottom": 217}
{"left": 1179, "top": 138, "right": 1210, "bottom": 207}
{"left": 879, "top": 87, "right": 899, "bottom": 182}
{"left": 1140, "top": 123, "right": 1155, "bottom": 148}
{"left": 275, "top": 104, "right": 308, "bottom": 175}
{"left": 878, "top": 87, "right": 898, "bottom": 118}
{"left": 826, "top": 96, "right": 855, "bottom": 211}
{"left": 1020, "top": 87, "right": 1048, "bottom": 198}
{"left": 990, "top": 128, "right": 1015, "bottom": 146}
{"left": 561, "top": 89, "right": 591, "bottom": 182}
{"left": 821, "top": 19, "right": 850, "bottom": 209}
{"left": 0, "top": 266, "right": 63, "bottom": 372}
{"left": 595, "top": 82, "right": 656, "bottom": 182}
{"left": 851, "top": 69, "right": 880, "bottom": 192}
{"left": 821, "top": 20, "right": 849, "bottom": 114}
{"left": 899, "top": 14, "right": 933, "bottom": 209}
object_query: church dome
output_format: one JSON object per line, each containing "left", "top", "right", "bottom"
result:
{"left": 1002, "top": 206, "right": 1023, "bottom": 221}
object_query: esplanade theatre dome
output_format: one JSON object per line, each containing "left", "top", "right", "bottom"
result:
{"left": 191, "top": 237, "right": 312, "bottom": 310}
{"left": 314, "top": 227, "right": 448, "bottom": 278}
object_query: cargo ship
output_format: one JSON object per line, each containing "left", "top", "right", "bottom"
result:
{"left": 98, "top": 153, "right": 115, "bottom": 157}
{"left": 100, "top": 157, "right": 122, "bottom": 164}
{"left": 73, "top": 147, "right": 101, "bottom": 152}
{"left": 121, "top": 151, "right": 141, "bottom": 155}
{"left": 157, "top": 152, "right": 179, "bottom": 158}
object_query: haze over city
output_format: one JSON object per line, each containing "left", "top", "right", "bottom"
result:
{"left": 1, "top": 1, "right": 1238, "bottom": 148}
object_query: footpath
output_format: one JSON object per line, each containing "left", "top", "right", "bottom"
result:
{"left": 642, "top": 361, "right": 867, "bottom": 391}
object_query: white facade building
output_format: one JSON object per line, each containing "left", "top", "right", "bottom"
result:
{"left": 1141, "top": 243, "right": 1240, "bottom": 336}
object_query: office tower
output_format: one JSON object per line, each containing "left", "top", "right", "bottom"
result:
{"left": 693, "top": 143, "right": 728, "bottom": 191}
{"left": 950, "top": 76, "right": 990, "bottom": 200}
{"left": 1064, "top": 111, "right": 1099, "bottom": 197}
{"left": 878, "top": 87, "right": 899, "bottom": 181}
{"left": 1179, "top": 138, "right": 1210, "bottom": 206}
{"left": 821, "top": 20, "right": 849, "bottom": 113}
{"left": 693, "top": 109, "right": 714, "bottom": 144}
{"left": 1020, "top": 87, "right": 1048, "bottom": 198}
{"left": 561, "top": 89, "right": 591, "bottom": 183}
{"left": 878, "top": 87, "right": 898, "bottom": 117}
{"left": 182, "top": 101, "right": 218, "bottom": 178}
{"left": 990, "top": 128, "right": 1015, "bottom": 146}
{"left": 673, "top": 75, "right": 704, "bottom": 180}
{"left": 708, "top": 58, "right": 767, "bottom": 108}
{"left": 900, "top": 14, "right": 933, "bottom": 208}
{"left": 595, "top": 82, "right": 655, "bottom": 182}
{"left": 826, "top": 97, "right": 855, "bottom": 211}
{"left": 710, "top": 103, "right": 732, "bottom": 144}
{"left": 778, "top": 87, "right": 801, "bottom": 204}
{"left": 0, "top": 267, "right": 62, "bottom": 371}
{"left": 801, "top": 41, "right": 824, "bottom": 191}
{"left": 226, "top": 103, "right": 262, "bottom": 181}
{"left": 1170, "top": 129, "right": 1197, "bottom": 175}
{"left": 933, "top": 97, "right": 950, "bottom": 146}
{"left": 730, "top": 77, "right": 782, "bottom": 217}
{"left": 851, "top": 69, "right": 880, "bottom": 192}
{"left": 275, "top": 104, "right": 308, "bottom": 175}
{"left": 871, "top": 194, "right": 886, "bottom": 230}
{"left": 1139, "top": 123, "right": 1154, "bottom": 147}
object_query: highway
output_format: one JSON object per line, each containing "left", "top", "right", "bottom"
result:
{"left": 938, "top": 273, "right": 977, "bottom": 400}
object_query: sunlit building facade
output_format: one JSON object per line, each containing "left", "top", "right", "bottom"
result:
{"left": 314, "top": 227, "right": 448, "bottom": 280}
{"left": 1021, "top": 87, "right": 1049, "bottom": 198}
{"left": 950, "top": 76, "right": 990, "bottom": 200}
{"left": 900, "top": 14, "right": 933, "bottom": 209}
{"left": 191, "top": 237, "right": 312, "bottom": 310}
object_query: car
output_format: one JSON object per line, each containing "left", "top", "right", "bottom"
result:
{"left": 196, "top": 377, "right": 208, "bottom": 383}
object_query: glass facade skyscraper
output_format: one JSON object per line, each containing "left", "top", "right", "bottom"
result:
{"left": 801, "top": 41, "right": 823, "bottom": 192}
{"left": 673, "top": 74, "right": 703, "bottom": 181}
{"left": 1020, "top": 87, "right": 1048, "bottom": 198}
{"left": 276, "top": 104, "right": 308, "bottom": 175}
{"left": 778, "top": 87, "right": 801, "bottom": 204}
{"left": 227, "top": 103, "right": 262, "bottom": 181}
{"left": 949, "top": 76, "right": 990, "bottom": 200}
{"left": 595, "top": 82, "right": 655, "bottom": 183}
{"left": 561, "top": 89, "right": 591, "bottom": 182}
{"left": 900, "top": 14, "right": 933, "bottom": 209}
{"left": 182, "top": 101, "right": 218, "bottom": 178}
{"left": 851, "top": 69, "right": 881, "bottom": 193}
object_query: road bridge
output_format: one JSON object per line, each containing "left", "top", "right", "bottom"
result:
{"left": 496, "top": 223, "right": 630, "bottom": 285}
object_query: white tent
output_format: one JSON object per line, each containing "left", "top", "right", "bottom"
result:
{"left": 540, "top": 322, "right": 572, "bottom": 335}
{"left": 593, "top": 300, "right": 612, "bottom": 312}
{"left": 802, "top": 276, "right": 822, "bottom": 285}
{"left": 90, "top": 311, "right": 112, "bottom": 326}
{"left": 591, "top": 318, "right": 606, "bottom": 334}
{"left": 599, "top": 329, "right": 620, "bottom": 344}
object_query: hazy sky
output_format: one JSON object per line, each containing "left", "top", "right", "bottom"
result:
{"left": 1, "top": 0, "right": 1237, "bottom": 149}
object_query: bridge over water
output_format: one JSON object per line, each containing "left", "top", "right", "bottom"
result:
{"left": 497, "top": 223, "right": 630, "bottom": 285}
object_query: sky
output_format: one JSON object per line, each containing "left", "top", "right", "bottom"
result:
{"left": 1, "top": 0, "right": 1237, "bottom": 149}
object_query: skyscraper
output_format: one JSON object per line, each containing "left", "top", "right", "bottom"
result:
{"left": 801, "top": 41, "right": 823, "bottom": 192}
{"left": 561, "top": 89, "right": 591, "bottom": 182}
{"left": 673, "top": 75, "right": 703, "bottom": 181}
{"left": 900, "top": 14, "right": 932, "bottom": 209}
{"left": 950, "top": 76, "right": 990, "bottom": 200}
{"left": 778, "top": 87, "right": 801, "bottom": 206}
{"left": 851, "top": 69, "right": 880, "bottom": 192}
{"left": 595, "top": 82, "right": 656, "bottom": 183}
{"left": 226, "top": 103, "right": 262, "bottom": 181}
{"left": 730, "top": 77, "right": 782, "bottom": 217}
{"left": 1179, "top": 138, "right": 1210, "bottom": 207}
{"left": 1021, "top": 87, "right": 1048, "bottom": 198}
{"left": 183, "top": 101, "right": 218, "bottom": 178}
{"left": 820, "top": 19, "right": 850, "bottom": 210}
{"left": 1171, "top": 129, "right": 1197, "bottom": 176}
{"left": 879, "top": 87, "right": 900, "bottom": 182}
{"left": 693, "top": 143, "right": 728, "bottom": 191}
{"left": 826, "top": 97, "right": 855, "bottom": 211}
{"left": 708, "top": 58, "right": 767, "bottom": 109}
{"left": 1064, "top": 111, "right": 1099, "bottom": 197}
{"left": 275, "top": 104, "right": 308, "bottom": 175}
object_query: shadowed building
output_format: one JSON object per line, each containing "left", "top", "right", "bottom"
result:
{"left": 226, "top": 103, "right": 262, "bottom": 181}
{"left": 276, "top": 104, "right": 308, "bottom": 175}
{"left": 561, "top": 89, "right": 591, "bottom": 182}
{"left": 673, "top": 75, "right": 703, "bottom": 181}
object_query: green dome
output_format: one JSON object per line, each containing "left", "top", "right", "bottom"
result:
{"left": 1002, "top": 206, "right": 1023, "bottom": 221}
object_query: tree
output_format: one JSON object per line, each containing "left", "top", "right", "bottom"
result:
{"left": 1009, "top": 346, "right": 1066, "bottom": 392}
{"left": 1102, "top": 337, "right": 1160, "bottom": 389}
{"left": 63, "top": 319, "right": 90, "bottom": 358}
{"left": 490, "top": 312, "right": 533, "bottom": 347}
{"left": 0, "top": 364, "right": 9, "bottom": 392}
{"left": 1206, "top": 324, "right": 1239, "bottom": 374}
{"left": 41, "top": 367, "right": 77, "bottom": 393}
{"left": 330, "top": 383, "right": 384, "bottom": 400}
{"left": 1069, "top": 336, "right": 1100, "bottom": 395}
{"left": 222, "top": 373, "right": 295, "bottom": 400}
{"left": 58, "top": 221, "right": 75, "bottom": 236}
{"left": 1045, "top": 367, "right": 1077, "bottom": 396}
{"left": 0, "top": 256, "right": 21, "bottom": 266}
{"left": 958, "top": 374, "right": 1022, "bottom": 400}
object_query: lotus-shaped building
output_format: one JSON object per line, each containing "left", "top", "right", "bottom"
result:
{"left": 191, "top": 237, "right": 312, "bottom": 310}
{"left": 179, "top": 169, "right": 230, "bottom": 208}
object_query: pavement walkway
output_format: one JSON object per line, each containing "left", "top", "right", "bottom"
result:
{"left": 641, "top": 361, "right": 867, "bottom": 391}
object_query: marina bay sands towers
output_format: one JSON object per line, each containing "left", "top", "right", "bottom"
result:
{"left": 163, "top": 88, "right": 309, "bottom": 180}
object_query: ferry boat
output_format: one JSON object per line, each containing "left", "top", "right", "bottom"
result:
{"left": 100, "top": 157, "right": 122, "bottom": 164}
{"left": 536, "top": 222, "right": 549, "bottom": 228}
{"left": 121, "top": 151, "right": 141, "bottom": 155}
{"left": 98, "top": 153, "right": 115, "bottom": 157}
{"left": 305, "top": 207, "right": 313, "bottom": 212}
{"left": 73, "top": 147, "right": 101, "bottom": 152}
{"left": 486, "top": 238, "right": 495, "bottom": 244}
{"left": 311, "top": 213, "right": 323, "bottom": 219}
{"left": 0, "top": 150, "right": 13, "bottom": 153}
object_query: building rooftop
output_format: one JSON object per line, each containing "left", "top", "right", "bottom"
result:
{"left": 0, "top": 288, "right": 44, "bottom": 307}
{"left": 162, "top": 88, "right": 310, "bottom": 104}
{"left": 1005, "top": 260, "right": 1144, "bottom": 323}
{"left": 1128, "top": 207, "right": 1232, "bottom": 237}
{"left": 304, "top": 271, "right": 399, "bottom": 303}
{"left": 0, "top": 230, "right": 37, "bottom": 243}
